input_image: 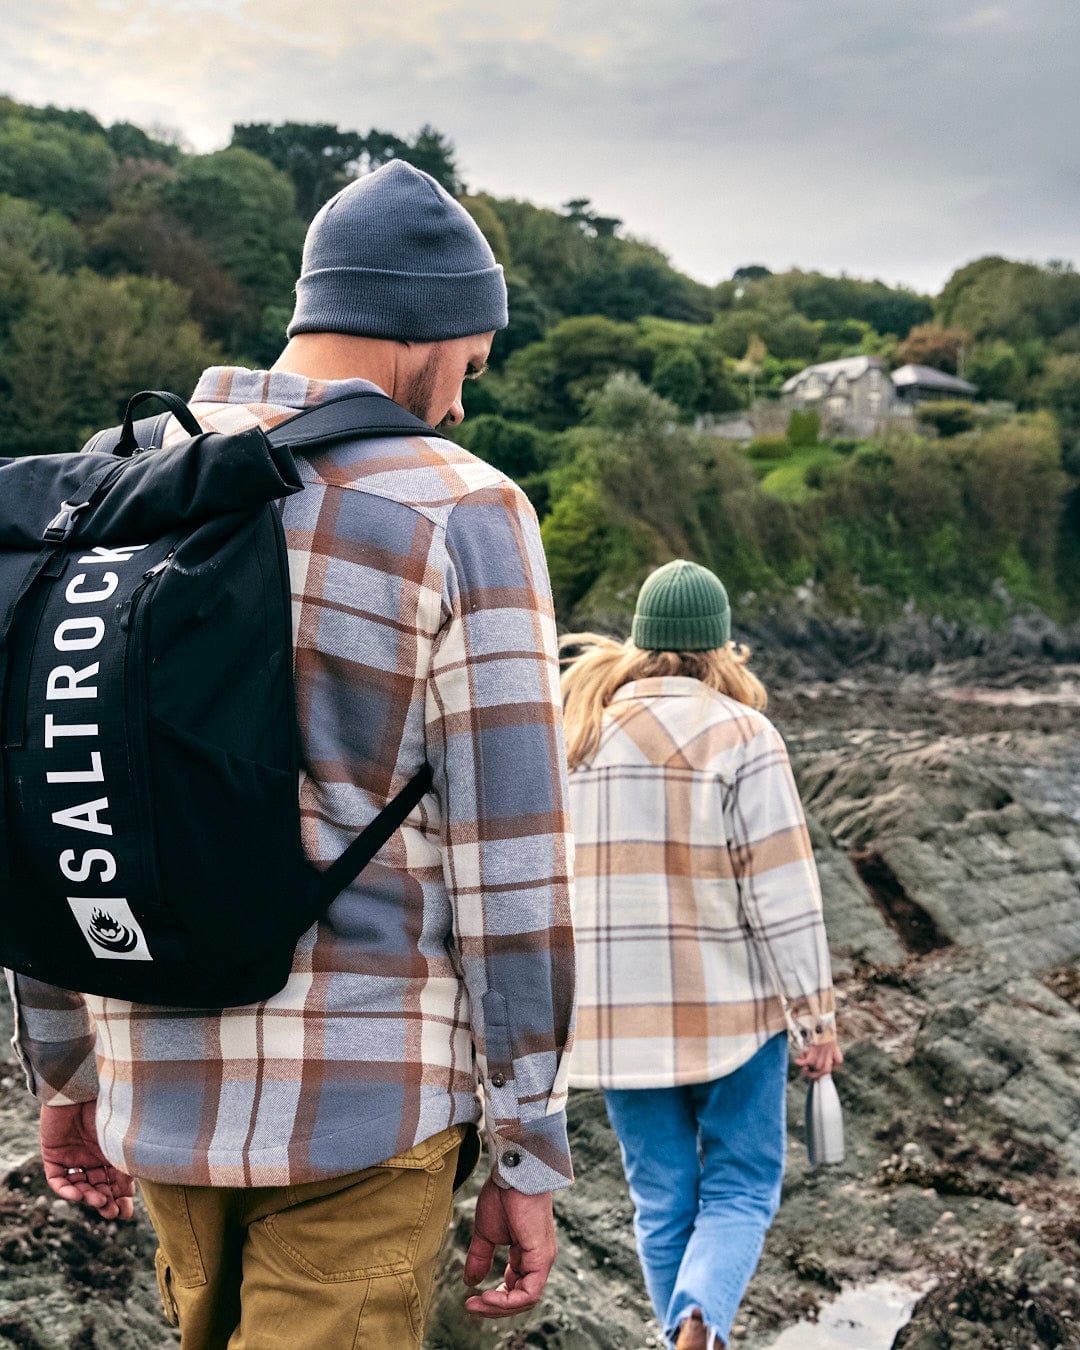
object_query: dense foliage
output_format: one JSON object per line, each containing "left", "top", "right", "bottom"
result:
{"left": 1, "top": 97, "right": 1077, "bottom": 626}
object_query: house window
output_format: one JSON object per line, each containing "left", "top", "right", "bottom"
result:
{"left": 868, "top": 391, "right": 883, "bottom": 412}
{"left": 869, "top": 370, "right": 882, "bottom": 389}
{"left": 827, "top": 396, "right": 846, "bottom": 414}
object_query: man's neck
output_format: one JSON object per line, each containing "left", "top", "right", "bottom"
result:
{"left": 271, "top": 335, "right": 397, "bottom": 395}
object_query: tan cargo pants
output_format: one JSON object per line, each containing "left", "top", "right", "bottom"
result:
{"left": 140, "top": 1124, "right": 474, "bottom": 1349}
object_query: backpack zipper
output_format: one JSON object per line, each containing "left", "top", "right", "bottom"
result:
{"left": 122, "top": 553, "right": 172, "bottom": 913}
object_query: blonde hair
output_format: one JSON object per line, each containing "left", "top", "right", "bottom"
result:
{"left": 559, "top": 633, "right": 768, "bottom": 770}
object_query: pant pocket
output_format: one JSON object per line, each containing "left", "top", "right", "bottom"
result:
{"left": 154, "top": 1248, "right": 180, "bottom": 1328}
{"left": 452, "top": 1123, "right": 481, "bottom": 1193}
{"left": 265, "top": 1167, "right": 441, "bottom": 1282}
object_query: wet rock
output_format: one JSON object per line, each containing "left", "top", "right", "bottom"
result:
{"left": 894, "top": 1259, "right": 1080, "bottom": 1349}
{"left": 793, "top": 730, "right": 1080, "bottom": 972}
{"left": 0, "top": 663, "right": 1077, "bottom": 1348}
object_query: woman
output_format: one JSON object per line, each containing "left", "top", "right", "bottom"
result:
{"left": 561, "top": 560, "right": 842, "bottom": 1350}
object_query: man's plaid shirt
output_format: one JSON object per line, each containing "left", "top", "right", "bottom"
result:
{"left": 9, "top": 367, "right": 575, "bottom": 1193}
{"left": 566, "top": 676, "right": 834, "bottom": 1089}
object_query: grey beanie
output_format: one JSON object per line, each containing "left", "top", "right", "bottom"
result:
{"left": 287, "top": 160, "right": 508, "bottom": 342}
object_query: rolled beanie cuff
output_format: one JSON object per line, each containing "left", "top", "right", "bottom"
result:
{"left": 631, "top": 610, "right": 731, "bottom": 652}
{"left": 286, "top": 263, "right": 508, "bottom": 341}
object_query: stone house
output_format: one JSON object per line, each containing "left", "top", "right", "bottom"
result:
{"left": 780, "top": 356, "right": 895, "bottom": 437}
{"left": 781, "top": 357, "right": 979, "bottom": 437}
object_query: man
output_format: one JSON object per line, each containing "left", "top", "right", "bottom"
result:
{"left": 9, "top": 160, "right": 576, "bottom": 1348}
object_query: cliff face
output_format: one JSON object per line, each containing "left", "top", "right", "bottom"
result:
{"left": 0, "top": 669, "right": 1077, "bottom": 1350}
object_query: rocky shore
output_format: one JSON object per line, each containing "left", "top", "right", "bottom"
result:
{"left": 0, "top": 654, "right": 1077, "bottom": 1349}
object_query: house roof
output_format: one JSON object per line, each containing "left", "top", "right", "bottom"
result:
{"left": 780, "top": 355, "right": 883, "bottom": 394}
{"left": 890, "top": 364, "right": 977, "bottom": 395}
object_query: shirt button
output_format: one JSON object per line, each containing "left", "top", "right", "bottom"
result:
{"left": 503, "top": 1151, "right": 521, "bottom": 1169}
{"left": 490, "top": 1073, "right": 506, "bottom": 1089}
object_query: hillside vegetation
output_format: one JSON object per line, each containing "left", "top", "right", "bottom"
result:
{"left": 2, "top": 98, "right": 1079, "bottom": 627}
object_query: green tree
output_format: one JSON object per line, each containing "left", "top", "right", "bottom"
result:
{"left": 956, "top": 415, "right": 1066, "bottom": 587}
{"left": 489, "top": 272, "right": 552, "bottom": 368}
{"left": 0, "top": 194, "right": 83, "bottom": 272}
{"left": 231, "top": 122, "right": 364, "bottom": 216}
{"left": 787, "top": 408, "right": 820, "bottom": 446}
{"left": 0, "top": 268, "right": 217, "bottom": 456}
{"left": 231, "top": 121, "right": 463, "bottom": 213}
{"left": 502, "top": 316, "right": 646, "bottom": 425}
{"left": 763, "top": 312, "right": 821, "bottom": 362}
{"left": 894, "top": 323, "right": 970, "bottom": 374}
{"left": 161, "top": 148, "right": 304, "bottom": 301}
{"left": 965, "top": 339, "right": 1024, "bottom": 402}
{"left": 88, "top": 203, "right": 251, "bottom": 346}
{"left": 573, "top": 374, "right": 789, "bottom": 598}
{"left": 937, "top": 257, "right": 1080, "bottom": 345}
{"left": 780, "top": 271, "right": 932, "bottom": 338}
{"left": 540, "top": 479, "right": 610, "bottom": 615}
{"left": 485, "top": 197, "right": 595, "bottom": 300}
{"left": 562, "top": 198, "right": 621, "bottom": 239}
{"left": 106, "top": 120, "right": 180, "bottom": 166}
{"left": 400, "top": 125, "right": 463, "bottom": 194}
{"left": 711, "top": 309, "right": 771, "bottom": 359}
{"left": 637, "top": 318, "right": 740, "bottom": 414}
{"left": 1035, "top": 354, "right": 1080, "bottom": 433}
{"left": 575, "top": 374, "right": 706, "bottom": 559}
{"left": 916, "top": 401, "right": 977, "bottom": 438}
{"left": 484, "top": 196, "right": 712, "bottom": 326}
{"left": 0, "top": 109, "right": 114, "bottom": 216}
{"left": 160, "top": 148, "right": 306, "bottom": 358}
{"left": 459, "top": 194, "right": 512, "bottom": 265}
{"left": 0, "top": 198, "right": 84, "bottom": 344}
{"left": 651, "top": 346, "right": 704, "bottom": 414}
{"left": 455, "top": 415, "right": 550, "bottom": 479}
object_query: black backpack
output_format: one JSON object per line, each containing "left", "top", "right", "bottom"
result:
{"left": 0, "top": 389, "right": 439, "bottom": 1007}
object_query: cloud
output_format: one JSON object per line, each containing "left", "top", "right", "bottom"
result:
{"left": 1, "top": 0, "right": 1076, "bottom": 292}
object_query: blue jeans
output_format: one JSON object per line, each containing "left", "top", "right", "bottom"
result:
{"left": 603, "top": 1033, "right": 787, "bottom": 1348}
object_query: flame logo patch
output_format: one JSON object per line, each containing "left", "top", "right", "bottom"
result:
{"left": 67, "top": 897, "right": 153, "bottom": 962}
{"left": 87, "top": 908, "right": 139, "bottom": 953}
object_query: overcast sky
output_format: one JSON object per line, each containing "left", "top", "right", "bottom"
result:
{"left": 4, "top": 0, "right": 1078, "bottom": 294}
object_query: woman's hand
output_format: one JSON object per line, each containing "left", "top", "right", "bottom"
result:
{"left": 795, "top": 1040, "right": 844, "bottom": 1081}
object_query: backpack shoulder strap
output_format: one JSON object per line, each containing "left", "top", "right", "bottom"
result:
{"left": 318, "top": 764, "right": 434, "bottom": 905}
{"left": 266, "top": 391, "right": 442, "bottom": 453}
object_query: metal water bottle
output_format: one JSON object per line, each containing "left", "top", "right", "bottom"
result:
{"left": 806, "top": 1073, "right": 845, "bottom": 1167}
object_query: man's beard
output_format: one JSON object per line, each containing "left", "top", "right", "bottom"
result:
{"left": 399, "top": 349, "right": 443, "bottom": 425}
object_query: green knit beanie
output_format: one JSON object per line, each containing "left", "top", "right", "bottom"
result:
{"left": 631, "top": 560, "right": 732, "bottom": 652}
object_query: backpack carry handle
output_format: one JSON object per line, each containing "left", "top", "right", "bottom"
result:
{"left": 116, "top": 391, "right": 203, "bottom": 458}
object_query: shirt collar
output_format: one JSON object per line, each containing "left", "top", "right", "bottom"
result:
{"left": 609, "top": 677, "right": 710, "bottom": 704}
{"left": 190, "top": 366, "right": 388, "bottom": 411}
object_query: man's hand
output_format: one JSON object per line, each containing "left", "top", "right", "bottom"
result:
{"left": 795, "top": 1040, "right": 844, "bottom": 1081}
{"left": 40, "top": 1102, "right": 135, "bottom": 1221}
{"left": 463, "top": 1179, "right": 557, "bottom": 1319}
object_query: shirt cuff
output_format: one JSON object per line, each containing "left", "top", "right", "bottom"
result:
{"left": 5, "top": 971, "right": 99, "bottom": 1104}
{"left": 785, "top": 994, "right": 838, "bottom": 1049}
{"left": 481, "top": 1089, "right": 574, "bottom": 1193}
